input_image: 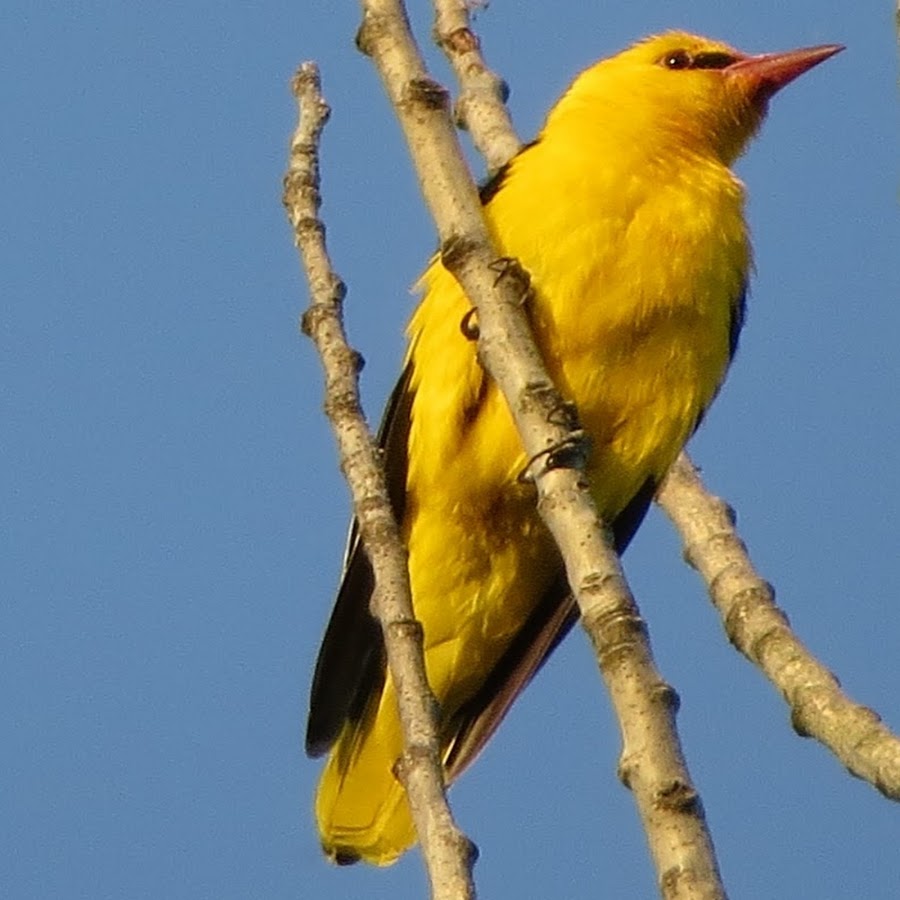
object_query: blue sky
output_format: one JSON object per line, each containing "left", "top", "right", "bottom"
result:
{"left": 3, "top": 2, "right": 899, "bottom": 898}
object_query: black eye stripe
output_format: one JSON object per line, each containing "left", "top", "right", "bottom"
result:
{"left": 659, "top": 49, "right": 737, "bottom": 71}
{"left": 692, "top": 51, "right": 737, "bottom": 69}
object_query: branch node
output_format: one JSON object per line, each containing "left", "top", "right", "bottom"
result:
{"left": 295, "top": 212, "right": 324, "bottom": 240}
{"left": 355, "top": 13, "right": 385, "bottom": 57}
{"left": 617, "top": 751, "right": 637, "bottom": 787}
{"left": 655, "top": 779, "right": 701, "bottom": 814}
{"left": 436, "top": 26, "right": 480, "bottom": 55}
{"left": 440, "top": 234, "right": 480, "bottom": 272}
{"left": 407, "top": 77, "right": 451, "bottom": 111}
{"left": 388, "top": 617, "right": 426, "bottom": 643}
{"left": 582, "top": 604, "right": 647, "bottom": 666}
{"left": 654, "top": 681, "right": 681, "bottom": 714}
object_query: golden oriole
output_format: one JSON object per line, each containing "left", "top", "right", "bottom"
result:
{"left": 306, "top": 31, "right": 842, "bottom": 865}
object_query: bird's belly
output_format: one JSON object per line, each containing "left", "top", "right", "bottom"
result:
{"left": 563, "top": 314, "right": 728, "bottom": 519}
{"left": 406, "top": 459, "right": 559, "bottom": 713}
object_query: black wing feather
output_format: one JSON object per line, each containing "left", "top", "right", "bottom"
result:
{"left": 305, "top": 361, "right": 416, "bottom": 757}
{"left": 729, "top": 280, "right": 748, "bottom": 361}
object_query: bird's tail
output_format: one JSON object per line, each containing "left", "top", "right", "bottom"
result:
{"left": 314, "top": 686, "right": 417, "bottom": 866}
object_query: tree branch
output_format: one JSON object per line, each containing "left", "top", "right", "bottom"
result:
{"left": 431, "top": 0, "right": 519, "bottom": 173}
{"left": 657, "top": 454, "right": 900, "bottom": 800}
{"left": 283, "top": 62, "right": 476, "bottom": 899}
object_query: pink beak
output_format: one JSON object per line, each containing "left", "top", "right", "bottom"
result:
{"left": 727, "top": 43, "right": 844, "bottom": 104}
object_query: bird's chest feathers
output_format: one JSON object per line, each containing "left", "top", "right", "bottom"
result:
{"left": 491, "top": 154, "right": 749, "bottom": 507}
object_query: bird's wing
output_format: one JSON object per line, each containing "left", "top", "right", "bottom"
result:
{"left": 305, "top": 155, "right": 537, "bottom": 759}
{"left": 305, "top": 360, "right": 415, "bottom": 757}
{"left": 443, "top": 573, "right": 576, "bottom": 780}
{"left": 441, "top": 474, "right": 658, "bottom": 781}
{"left": 305, "top": 325, "right": 663, "bottom": 768}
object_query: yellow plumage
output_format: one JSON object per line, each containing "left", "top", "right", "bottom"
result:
{"left": 307, "top": 31, "right": 841, "bottom": 865}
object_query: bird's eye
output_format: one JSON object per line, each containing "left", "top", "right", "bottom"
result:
{"left": 662, "top": 50, "right": 692, "bottom": 70}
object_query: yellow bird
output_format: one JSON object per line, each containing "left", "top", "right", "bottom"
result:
{"left": 306, "top": 31, "right": 841, "bottom": 865}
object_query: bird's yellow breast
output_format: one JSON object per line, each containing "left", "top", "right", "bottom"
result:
{"left": 408, "top": 127, "right": 749, "bottom": 524}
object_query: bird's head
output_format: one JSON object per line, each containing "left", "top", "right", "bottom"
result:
{"left": 554, "top": 32, "right": 843, "bottom": 165}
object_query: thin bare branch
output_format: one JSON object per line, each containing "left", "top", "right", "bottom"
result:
{"left": 283, "top": 62, "right": 476, "bottom": 899}
{"left": 357, "top": 2, "right": 727, "bottom": 895}
{"left": 431, "top": 0, "right": 519, "bottom": 172}
{"left": 658, "top": 454, "right": 900, "bottom": 800}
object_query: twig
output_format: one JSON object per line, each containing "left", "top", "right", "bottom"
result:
{"left": 357, "top": 1, "right": 727, "bottom": 896}
{"left": 658, "top": 454, "right": 900, "bottom": 800}
{"left": 283, "top": 62, "right": 476, "bottom": 899}
{"left": 431, "top": 0, "right": 519, "bottom": 173}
